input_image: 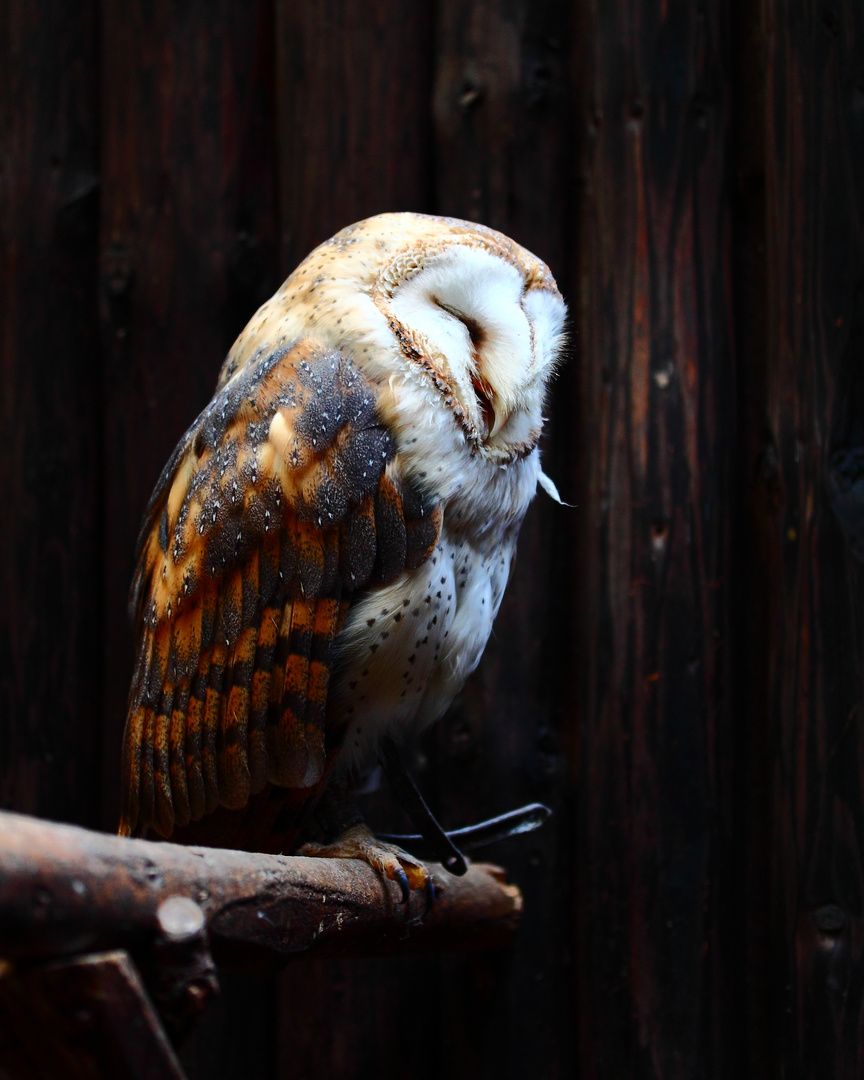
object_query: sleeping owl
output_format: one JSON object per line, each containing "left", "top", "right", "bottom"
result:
{"left": 119, "top": 213, "right": 566, "bottom": 898}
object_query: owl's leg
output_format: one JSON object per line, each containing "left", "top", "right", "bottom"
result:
{"left": 297, "top": 778, "right": 434, "bottom": 905}
{"left": 378, "top": 735, "right": 467, "bottom": 876}
{"left": 299, "top": 821, "right": 433, "bottom": 905}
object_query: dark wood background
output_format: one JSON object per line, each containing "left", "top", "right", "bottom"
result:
{"left": 2, "top": 2, "right": 863, "bottom": 1077}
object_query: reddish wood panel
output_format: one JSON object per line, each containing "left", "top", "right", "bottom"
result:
{"left": 0, "top": 2, "right": 101, "bottom": 826}
{"left": 276, "top": 0, "right": 435, "bottom": 271}
{"left": 572, "top": 3, "right": 738, "bottom": 1076}
{"left": 433, "top": 1, "right": 573, "bottom": 264}
{"left": 99, "top": 0, "right": 280, "bottom": 831}
{"left": 728, "top": 2, "right": 774, "bottom": 1072}
{"left": 757, "top": 3, "right": 864, "bottom": 1075}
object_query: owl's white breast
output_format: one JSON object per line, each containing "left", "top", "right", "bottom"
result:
{"left": 329, "top": 520, "right": 518, "bottom": 776}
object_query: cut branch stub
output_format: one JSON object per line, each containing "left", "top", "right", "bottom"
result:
{"left": 144, "top": 895, "right": 220, "bottom": 1042}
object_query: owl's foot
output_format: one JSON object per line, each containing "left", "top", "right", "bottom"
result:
{"left": 298, "top": 821, "right": 434, "bottom": 906}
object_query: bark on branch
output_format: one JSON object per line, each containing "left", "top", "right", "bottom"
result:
{"left": 0, "top": 810, "right": 523, "bottom": 973}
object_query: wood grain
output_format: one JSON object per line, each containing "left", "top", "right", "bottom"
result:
{"left": 276, "top": 0, "right": 435, "bottom": 270}
{"left": 572, "top": 3, "right": 737, "bottom": 1076}
{"left": 758, "top": 3, "right": 864, "bottom": 1075}
{"left": 0, "top": 2, "right": 101, "bottom": 826}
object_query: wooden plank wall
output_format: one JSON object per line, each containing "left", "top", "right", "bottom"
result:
{"left": 572, "top": 4, "right": 737, "bottom": 1077}
{"left": 760, "top": 4, "right": 864, "bottom": 1076}
{"left": 2, "top": 1, "right": 863, "bottom": 1077}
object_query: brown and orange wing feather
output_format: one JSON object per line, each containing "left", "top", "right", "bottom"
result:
{"left": 119, "top": 340, "right": 441, "bottom": 847}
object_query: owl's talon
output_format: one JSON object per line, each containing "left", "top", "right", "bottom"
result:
{"left": 393, "top": 866, "right": 411, "bottom": 905}
{"left": 298, "top": 822, "right": 433, "bottom": 904}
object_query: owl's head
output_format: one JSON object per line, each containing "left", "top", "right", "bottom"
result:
{"left": 373, "top": 223, "right": 566, "bottom": 466}
{"left": 228, "top": 213, "right": 567, "bottom": 468}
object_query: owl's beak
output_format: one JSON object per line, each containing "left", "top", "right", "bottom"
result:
{"left": 472, "top": 373, "right": 509, "bottom": 441}
{"left": 488, "top": 404, "right": 511, "bottom": 440}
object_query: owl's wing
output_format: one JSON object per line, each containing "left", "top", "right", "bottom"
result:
{"left": 120, "top": 339, "right": 441, "bottom": 842}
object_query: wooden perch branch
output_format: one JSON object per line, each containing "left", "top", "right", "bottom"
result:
{"left": 0, "top": 810, "right": 523, "bottom": 974}
{"left": 0, "top": 810, "right": 524, "bottom": 1076}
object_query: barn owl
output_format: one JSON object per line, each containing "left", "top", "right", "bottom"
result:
{"left": 119, "top": 212, "right": 566, "bottom": 897}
